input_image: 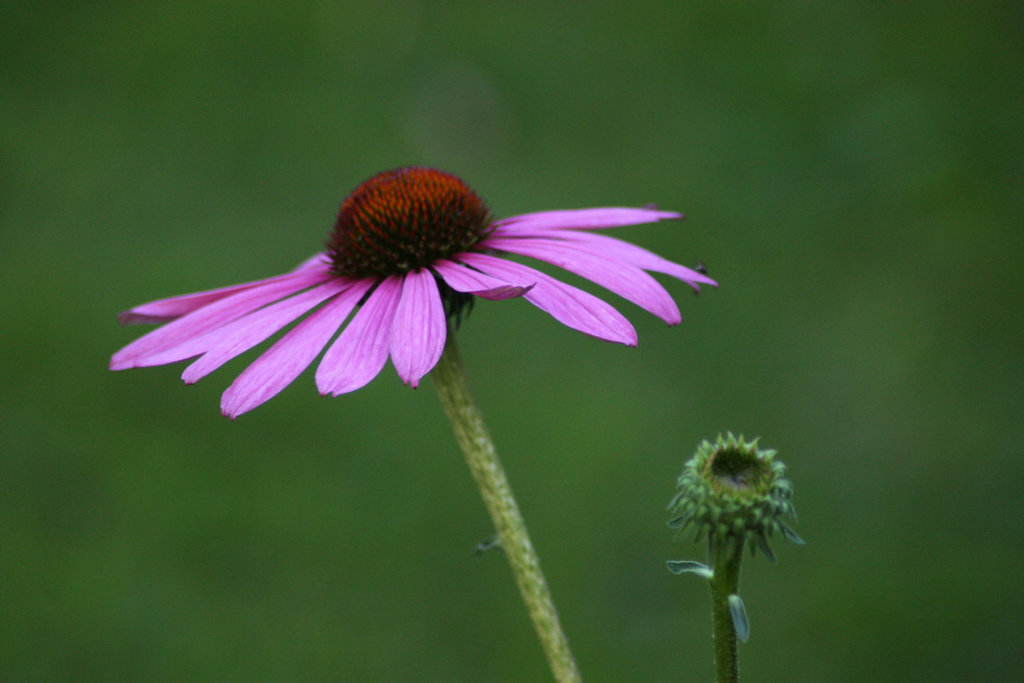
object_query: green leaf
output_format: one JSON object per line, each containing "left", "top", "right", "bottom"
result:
{"left": 728, "top": 594, "right": 750, "bottom": 643}
{"left": 472, "top": 534, "right": 502, "bottom": 556}
{"left": 666, "top": 560, "right": 714, "bottom": 579}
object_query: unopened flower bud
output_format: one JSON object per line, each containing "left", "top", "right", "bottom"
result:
{"left": 668, "top": 433, "right": 802, "bottom": 561}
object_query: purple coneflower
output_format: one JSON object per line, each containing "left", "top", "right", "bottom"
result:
{"left": 111, "top": 166, "right": 716, "bottom": 680}
{"left": 111, "top": 167, "right": 715, "bottom": 418}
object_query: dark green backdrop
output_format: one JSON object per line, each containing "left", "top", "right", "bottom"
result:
{"left": 3, "top": 2, "right": 1022, "bottom": 680}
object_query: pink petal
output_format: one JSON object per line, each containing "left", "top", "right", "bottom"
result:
{"left": 461, "top": 253, "right": 637, "bottom": 345}
{"left": 316, "top": 276, "right": 402, "bottom": 396}
{"left": 432, "top": 259, "right": 533, "bottom": 300}
{"left": 482, "top": 235, "right": 681, "bottom": 324}
{"left": 389, "top": 269, "right": 446, "bottom": 388}
{"left": 494, "top": 227, "right": 718, "bottom": 290}
{"left": 493, "top": 207, "right": 682, "bottom": 232}
{"left": 290, "top": 253, "right": 331, "bottom": 272}
{"left": 176, "top": 279, "right": 351, "bottom": 383}
{"left": 116, "top": 255, "right": 330, "bottom": 325}
{"left": 110, "top": 269, "right": 333, "bottom": 370}
{"left": 220, "top": 278, "right": 373, "bottom": 419}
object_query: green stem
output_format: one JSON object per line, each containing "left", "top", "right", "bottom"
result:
{"left": 709, "top": 543, "right": 743, "bottom": 683}
{"left": 429, "top": 326, "right": 582, "bottom": 683}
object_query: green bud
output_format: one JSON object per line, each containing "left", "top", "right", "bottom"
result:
{"left": 668, "top": 433, "right": 801, "bottom": 561}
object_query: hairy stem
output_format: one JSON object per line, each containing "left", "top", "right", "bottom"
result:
{"left": 709, "top": 543, "right": 743, "bottom": 683}
{"left": 430, "top": 328, "right": 581, "bottom": 683}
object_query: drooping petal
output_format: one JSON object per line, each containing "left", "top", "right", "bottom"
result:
{"left": 460, "top": 253, "right": 637, "bottom": 345}
{"left": 492, "top": 207, "right": 682, "bottom": 232}
{"left": 389, "top": 269, "right": 446, "bottom": 388}
{"left": 116, "top": 255, "right": 330, "bottom": 325}
{"left": 494, "top": 227, "right": 718, "bottom": 290}
{"left": 316, "top": 276, "right": 402, "bottom": 396}
{"left": 110, "top": 269, "right": 333, "bottom": 369}
{"left": 482, "top": 235, "right": 681, "bottom": 324}
{"left": 432, "top": 259, "right": 533, "bottom": 300}
{"left": 174, "top": 279, "right": 352, "bottom": 383}
{"left": 220, "top": 278, "right": 373, "bottom": 419}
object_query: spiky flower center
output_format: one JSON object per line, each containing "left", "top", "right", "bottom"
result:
{"left": 327, "top": 167, "right": 493, "bottom": 278}
{"left": 707, "top": 446, "right": 770, "bottom": 494}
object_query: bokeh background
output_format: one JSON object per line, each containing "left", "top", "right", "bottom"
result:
{"left": 3, "top": 2, "right": 1022, "bottom": 681}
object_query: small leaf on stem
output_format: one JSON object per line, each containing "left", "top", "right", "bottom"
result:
{"left": 728, "top": 594, "right": 750, "bottom": 643}
{"left": 666, "top": 560, "right": 714, "bottom": 579}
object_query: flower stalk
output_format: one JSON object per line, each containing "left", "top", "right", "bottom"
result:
{"left": 430, "top": 323, "right": 581, "bottom": 683}
{"left": 708, "top": 541, "right": 743, "bottom": 683}
{"left": 667, "top": 434, "right": 802, "bottom": 683}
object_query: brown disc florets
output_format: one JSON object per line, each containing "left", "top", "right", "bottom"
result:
{"left": 327, "top": 167, "right": 494, "bottom": 278}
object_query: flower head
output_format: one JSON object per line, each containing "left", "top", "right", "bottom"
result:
{"left": 668, "top": 433, "right": 802, "bottom": 562}
{"left": 111, "top": 167, "right": 716, "bottom": 418}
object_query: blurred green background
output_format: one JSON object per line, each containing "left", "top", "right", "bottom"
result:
{"left": 3, "top": 1, "right": 1022, "bottom": 680}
